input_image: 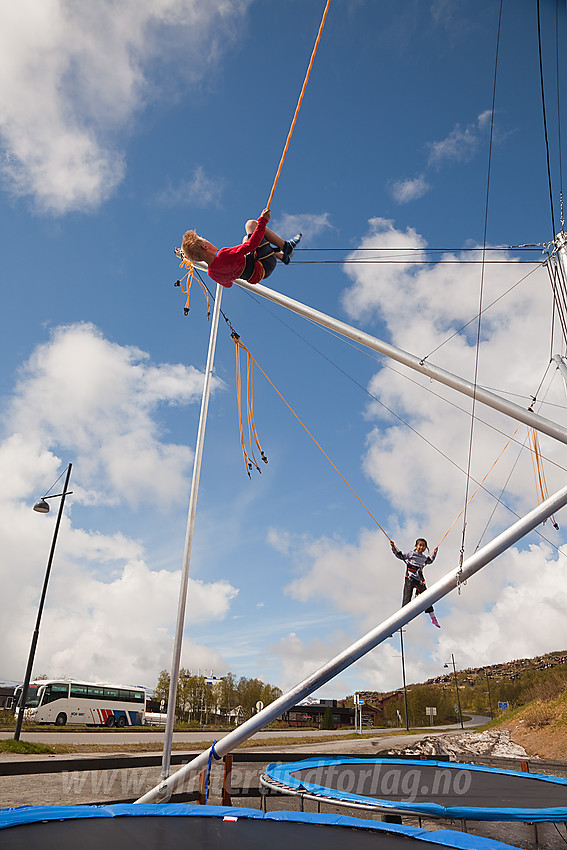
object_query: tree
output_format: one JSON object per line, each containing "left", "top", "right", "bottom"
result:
{"left": 321, "top": 706, "right": 334, "bottom": 729}
{"left": 153, "top": 670, "right": 170, "bottom": 706}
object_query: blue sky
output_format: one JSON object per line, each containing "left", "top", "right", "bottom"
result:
{"left": 1, "top": 0, "right": 567, "bottom": 701}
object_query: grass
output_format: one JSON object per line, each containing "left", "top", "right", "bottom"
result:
{"left": 0, "top": 740, "right": 55, "bottom": 755}
{"left": 0, "top": 729, "right": 425, "bottom": 756}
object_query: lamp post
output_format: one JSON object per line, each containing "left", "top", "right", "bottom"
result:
{"left": 444, "top": 653, "right": 464, "bottom": 730}
{"left": 485, "top": 670, "right": 494, "bottom": 719}
{"left": 14, "top": 463, "right": 73, "bottom": 741}
{"left": 399, "top": 628, "right": 410, "bottom": 731}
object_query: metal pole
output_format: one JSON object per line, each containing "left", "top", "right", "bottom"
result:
{"left": 553, "top": 354, "right": 567, "bottom": 398}
{"left": 136, "top": 478, "right": 567, "bottom": 803}
{"left": 451, "top": 653, "right": 464, "bottom": 730}
{"left": 399, "top": 628, "right": 409, "bottom": 731}
{"left": 14, "top": 463, "right": 72, "bottom": 741}
{"left": 236, "top": 278, "right": 567, "bottom": 446}
{"left": 161, "top": 285, "right": 223, "bottom": 781}
{"left": 485, "top": 670, "right": 494, "bottom": 719}
{"left": 556, "top": 231, "right": 567, "bottom": 281}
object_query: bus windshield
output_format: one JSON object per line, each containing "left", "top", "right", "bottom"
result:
{"left": 16, "top": 684, "right": 43, "bottom": 708}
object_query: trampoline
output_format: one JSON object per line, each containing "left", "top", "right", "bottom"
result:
{"left": 0, "top": 803, "right": 521, "bottom": 850}
{"left": 262, "top": 757, "right": 567, "bottom": 822}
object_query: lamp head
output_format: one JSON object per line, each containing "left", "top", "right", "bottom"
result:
{"left": 443, "top": 663, "right": 449, "bottom": 668}
{"left": 33, "top": 498, "right": 50, "bottom": 514}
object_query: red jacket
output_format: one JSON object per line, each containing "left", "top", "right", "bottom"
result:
{"left": 207, "top": 217, "right": 268, "bottom": 288}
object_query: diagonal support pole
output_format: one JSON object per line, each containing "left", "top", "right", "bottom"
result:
{"left": 235, "top": 278, "right": 567, "bottom": 446}
{"left": 137, "top": 479, "right": 567, "bottom": 803}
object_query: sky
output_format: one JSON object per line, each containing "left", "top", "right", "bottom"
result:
{"left": 1, "top": 0, "right": 567, "bottom": 703}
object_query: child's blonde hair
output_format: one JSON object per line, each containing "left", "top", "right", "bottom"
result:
{"left": 182, "top": 230, "right": 211, "bottom": 263}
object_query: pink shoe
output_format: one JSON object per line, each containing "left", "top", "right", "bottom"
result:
{"left": 429, "top": 612, "right": 441, "bottom": 628}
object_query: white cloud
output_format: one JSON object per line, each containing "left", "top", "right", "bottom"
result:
{"left": 0, "top": 1, "right": 251, "bottom": 214}
{"left": 156, "top": 165, "right": 224, "bottom": 208}
{"left": 272, "top": 212, "right": 334, "bottom": 244}
{"left": 390, "top": 174, "right": 430, "bottom": 204}
{"left": 427, "top": 111, "right": 492, "bottom": 167}
{"left": 389, "top": 111, "right": 492, "bottom": 203}
{"left": 276, "top": 216, "right": 567, "bottom": 680}
{"left": 266, "top": 527, "right": 293, "bottom": 555}
{"left": 340, "top": 217, "right": 427, "bottom": 320}
{"left": 0, "top": 324, "right": 237, "bottom": 686}
{"left": 7, "top": 322, "right": 220, "bottom": 507}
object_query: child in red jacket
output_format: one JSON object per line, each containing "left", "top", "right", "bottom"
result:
{"left": 181, "top": 207, "right": 301, "bottom": 289}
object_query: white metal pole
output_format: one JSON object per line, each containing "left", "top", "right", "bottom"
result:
{"left": 235, "top": 279, "right": 567, "bottom": 446}
{"left": 137, "top": 478, "right": 567, "bottom": 803}
{"left": 553, "top": 354, "right": 567, "bottom": 398}
{"left": 160, "top": 284, "right": 223, "bottom": 781}
{"left": 556, "top": 231, "right": 567, "bottom": 281}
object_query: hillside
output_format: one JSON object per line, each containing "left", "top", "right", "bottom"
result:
{"left": 349, "top": 648, "right": 567, "bottom": 732}
{"left": 496, "top": 690, "right": 567, "bottom": 760}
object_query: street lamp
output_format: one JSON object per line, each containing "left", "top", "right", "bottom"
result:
{"left": 444, "top": 653, "right": 464, "bottom": 730}
{"left": 485, "top": 670, "right": 494, "bottom": 719}
{"left": 14, "top": 463, "right": 73, "bottom": 741}
{"left": 398, "top": 629, "right": 410, "bottom": 731}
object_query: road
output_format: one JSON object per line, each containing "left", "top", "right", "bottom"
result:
{"left": 0, "top": 716, "right": 487, "bottom": 746}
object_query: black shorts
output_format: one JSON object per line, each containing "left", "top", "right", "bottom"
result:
{"left": 240, "top": 238, "right": 277, "bottom": 281}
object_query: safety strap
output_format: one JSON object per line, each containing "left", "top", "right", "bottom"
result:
{"left": 529, "top": 426, "right": 559, "bottom": 529}
{"left": 232, "top": 332, "right": 268, "bottom": 477}
{"left": 231, "top": 333, "right": 391, "bottom": 539}
{"left": 174, "top": 257, "right": 210, "bottom": 318}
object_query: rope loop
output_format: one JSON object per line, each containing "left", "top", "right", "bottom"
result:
{"left": 174, "top": 252, "right": 211, "bottom": 319}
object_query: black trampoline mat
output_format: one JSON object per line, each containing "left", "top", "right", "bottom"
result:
{"left": 289, "top": 762, "right": 567, "bottom": 809}
{"left": 1, "top": 815, "right": 458, "bottom": 850}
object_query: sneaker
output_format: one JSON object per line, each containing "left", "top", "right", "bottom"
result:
{"left": 281, "top": 233, "right": 302, "bottom": 264}
{"left": 429, "top": 612, "right": 441, "bottom": 628}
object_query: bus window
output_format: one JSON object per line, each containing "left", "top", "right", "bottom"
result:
{"left": 87, "top": 686, "right": 104, "bottom": 699}
{"left": 42, "top": 683, "right": 69, "bottom": 704}
{"left": 104, "top": 688, "right": 119, "bottom": 701}
{"left": 70, "top": 684, "right": 88, "bottom": 699}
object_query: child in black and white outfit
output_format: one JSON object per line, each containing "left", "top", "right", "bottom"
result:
{"left": 390, "top": 538, "right": 441, "bottom": 628}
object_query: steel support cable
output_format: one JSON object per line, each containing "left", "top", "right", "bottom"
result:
{"left": 298, "top": 245, "right": 544, "bottom": 252}
{"left": 241, "top": 288, "right": 567, "bottom": 551}
{"left": 546, "top": 255, "right": 567, "bottom": 344}
{"left": 436, "top": 425, "right": 522, "bottom": 549}
{"left": 421, "top": 262, "right": 544, "bottom": 363}
{"left": 458, "top": 0, "right": 503, "bottom": 581}
{"left": 295, "top": 258, "right": 545, "bottom": 265}
{"left": 475, "top": 370, "right": 559, "bottom": 550}
{"left": 237, "top": 288, "right": 567, "bottom": 558}
{"left": 241, "top": 283, "right": 567, "bottom": 482}
{"left": 266, "top": 0, "right": 330, "bottom": 209}
{"left": 556, "top": 0, "right": 564, "bottom": 233}
{"left": 323, "top": 326, "right": 567, "bottom": 475}
{"left": 537, "top": 0, "right": 557, "bottom": 236}
{"left": 185, "top": 266, "right": 566, "bottom": 558}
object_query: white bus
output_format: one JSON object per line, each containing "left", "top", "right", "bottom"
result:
{"left": 14, "top": 679, "right": 146, "bottom": 727}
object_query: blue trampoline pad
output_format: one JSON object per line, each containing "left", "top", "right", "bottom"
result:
{"left": 263, "top": 757, "right": 567, "bottom": 821}
{"left": 0, "top": 803, "right": 518, "bottom": 850}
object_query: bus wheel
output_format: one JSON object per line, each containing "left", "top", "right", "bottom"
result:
{"left": 105, "top": 715, "right": 116, "bottom": 727}
{"left": 55, "top": 713, "right": 67, "bottom": 726}
{"left": 116, "top": 716, "right": 127, "bottom": 728}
